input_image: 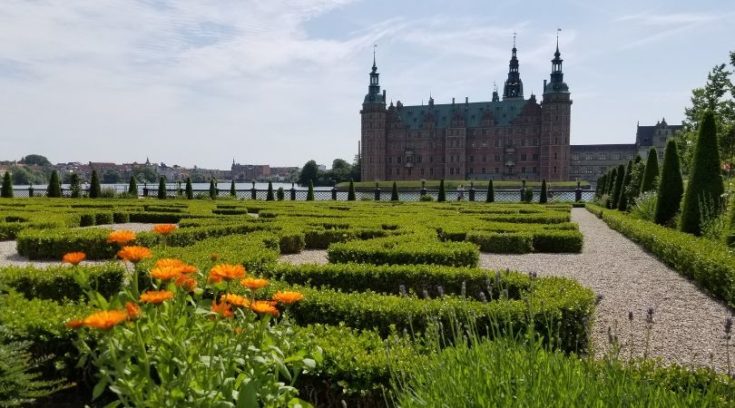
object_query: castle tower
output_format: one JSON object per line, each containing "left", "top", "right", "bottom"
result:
{"left": 502, "top": 36, "right": 524, "bottom": 99}
{"left": 360, "top": 49, "right": 387, "bottom": 181}
{"left": 540, "top": 35, "right": 571, "bottom": 181}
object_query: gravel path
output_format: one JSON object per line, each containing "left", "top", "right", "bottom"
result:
{"left": 279, "top": 250, "right": 328, "bottom": 265}
{"left": 483, "top": 208, "right": 733, "bottom": 372}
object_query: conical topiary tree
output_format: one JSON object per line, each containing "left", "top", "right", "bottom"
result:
{"left": 89, "top": 170, "right": 101, "bottom": 198}
{"left": 486, "top": 180, "right": 495, "bottom": 203}
{"left": 47, "top": 170, "right": 61, "bottom": 198}
{"left": 610, "top": 165, "right": 625, "bottom": 209}
{"left": 640, "top": 147, "right": 660, "bottom": 195}
{"left": 158, "top": 177, "right": 167, "bottom": 200}
{"left": 209, "top": 179, "right": 217, "bottom": 200}
{"left": 128, "top": 176, "right": 138, "bottom": 197}
{"left": 626, "top": 160, "right": 645, "bottom": 206}
{"left": 618, "top": 161, "right": 633, "bottom": 211}
{"left": 185, "top": 177, "right": 193, "bottom": 199}
{"left": 680, "top": 111, "right": 725, "bottom": 235}
{"left": 654, "top": 139, "right": 684, "bottom": 226}
{"left": 347, "top": 180, "right": 356, "bottom": 201}
{"left": 69, "top": 173, "right": 81, "bottom": 198}
{"left": 605, "top": 168, "right": 617, "bottom": 199}
{"left": 390, "top": 181, "right": 399, "bottom": 201}
{"left": 266, "top": 182, "right": 275, "bottom": 201}
{"left": 539, "top": 179, "right": 548, "bottom": 204}
{"left": 1, "top": 172, "right": 13, "bottom": 198}
{"left": 276, "top": 187, "right": 285, "bottom": 201}
{"left": 230, "top": 180, "right": 236, "bottom": 197}
{"left": 438, "top": 179, "right": 446, "bottom": 202}
{"left": 306, "top": 180, "right": 315, "bottom": 201}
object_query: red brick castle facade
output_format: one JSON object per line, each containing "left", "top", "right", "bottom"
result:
{"left": 360, "top": 39, "right": 571, "bottom": 182}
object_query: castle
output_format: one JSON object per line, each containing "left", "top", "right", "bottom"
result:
{"left": 360, "top": 38, "right": 572, "bottom": 182}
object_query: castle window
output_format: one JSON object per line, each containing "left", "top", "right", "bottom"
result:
{"left": 572, "top": 154, "right": 579, "bottom": 161}
{"left": 469, "top": 168, "right": 474, "bottom": 174}
{"left": 521, "top": 167, "right": 526, "bottom": 173}
{"left": 421, "top": 168, "right": 425, "bottom": 176}
{"left": 388, "top": 168, "right": 391, "bottom": 176}
{"left": 482, "top": 155, "right": 486, "bottom": 162}
{"left": 495, "top": 167, "right": 499, "bottom": 173}
{"left": 521, "top": 154, "right": 527, "bottom": 161}
{"left": 396, "top": 168, "right": 400, "bottom": 175}
{"left": 482, "top": 168, "right": 486, "bottom": 173}
{"left": 554, "top": 152, "right": 558, "bottom": 160}
{"left": 522, "top": 139, "right": 526, "bottom": 147}
{"left": 430, "top": 168, "right": 434, "bottom": 176}
{"left": 470, "top": 156, "right": 474, "bottom": 162}
{"left": 388, "top": 157, "right": 392, "bottom": 164}
{"left": 533, "top": 167, "right": 537, "bottom": 173}
{"left": 553, "top": 166, "right": 557, "bottom": 174}
{"left": 533, "top": 153, "right": 538, "bottom": 160}
{"left": 397, "top": 157, "right": 401, "bottom": 164}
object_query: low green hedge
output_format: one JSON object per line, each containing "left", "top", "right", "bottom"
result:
{"left": 16, "top": 229, "right": 119, "bottom": 260}
{"left": 0, "top": 263, "right": 125, "bottom": 301}
{"left": 128, "top": 212, "right": 182, "bottom": 223}
{"left": 0, "top": 222, "right": 26, "bottom": 240}
{"left": 278, "top": 230, "right": 306, "bottom": 254}
{"left": 466, "top": 231, "right": 534, "bottom": 253}
{"left": 264, "top": 263, "right": 530, "bottom": 300}
{"left": 211, "top": 208, "right": 249, "bottom": 215}
{"left": 587, "top": 204, "right": 735, "bottom": 306}
{"left": 327, "top": 236, "right": 479, "bottom": 267}
{"left": 532, "top": 230, "right": 584, "bottom": 253}
{"left": 134, "top": 222, "right": 271, "bottom": 248}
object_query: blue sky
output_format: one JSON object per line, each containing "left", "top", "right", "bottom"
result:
{"left": 0, "top": 0, "right": 733, "bottom": 169}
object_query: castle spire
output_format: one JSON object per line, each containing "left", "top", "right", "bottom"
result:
{"left": 364, "top": 44, "right": 384, "bottom": 104}
{"left": 502, "top": 34, "right": 524, "bottom": 99}
{"left": 544, "top": 29, "right": 569, "bottom": 94}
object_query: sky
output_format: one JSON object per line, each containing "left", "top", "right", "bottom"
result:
{"left": 1, "top": 0, "right": 734, "bottom": 169}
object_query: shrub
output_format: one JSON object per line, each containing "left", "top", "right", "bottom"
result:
{"left": 95, "top": 212, "right": 114, "bottom": 225}
{"left": 47, "top": 171, "right": 61, "bottom": 198}
{"left": 306, "top": 180, "right": 315, "bottom": 201}
{"left": 420, "top": 194, "right": 434, "bottom": 202}
{"left": 209, "top": 179, "right": 217, "bottom": 200}
{"left": 328, "top": 236, "right": 479, "bottom": 267}
{"left": 466, "top": 231, "right": 533, "bottom": 253}
{"left": 617, "top": 160, "right": 633, "bottom": 211}
{"left": 79, "top": 213, "right": 95, "bottom": 227}
{"left": 438, "top": 179, "right": 446, "bottom": 202}
{"left": 185, "top": 177, "right": 193, "bottom": 200}
{"left": 348, "top": 180, "right": 356, "bottom": 201}
{"left": 230, "top": 179, "right": 236, "bottom": 197}
{"left": 16, "top": 229, "right": 119, "bottom": 260}
{"left": 630, "top": 191, "right": 657, "bottom": 222}
{"left": 112, "top": 212, "right": 130, "bottom": 223}
{"left": 89, "top": 170, "right": 101, "bottom": 199}
{"left": 605, "top": 168, "right": 618, "bottom": 207}
{"left": 1, "top": 172, "right": 13, "bottom": 198}
{"left": 681, "top": 111, "right": 725, "bottom": 235}
{"left": 278, "top": 230, "right": 306, "bottom": 254}
{"left": 531, "top": 230, "right": 584, "bottom": 253}
{"left": 157, "top": 177, "right": 166, "bottom": 200}
{"left": 99, "top": 188, "right": 117, "bottom": 198}
{"left": 277, "top": 187, "right": 285, "bottom": 201}
{"left": 127, "top": 176, "right": 138, "bottom": 196}
{"left": 640, "top": 147, "right": 660, "bottom": 194}
{"left": 654, "top": 140, "right": 684, "bottom": 226}
{"left": 69, "top": 173, "right": 81, "bottom": 199}
{"left": 539, "top": 179, "right": 548, "bottom": 204}
{"left": 486, "top": 180, "right": 495, "bottom": 203}
{"left": 391, "top": 182, "right": 399, "bottom": 201}
{"left": 0, "top": 263, "right": 125, "bottom": 301}
{"left": 266, "top": 182, "right": 275, "bottom": 201}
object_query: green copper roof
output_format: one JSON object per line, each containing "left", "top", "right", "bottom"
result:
{"left": 394, "top": 98, "right": 530, "bottom": 129}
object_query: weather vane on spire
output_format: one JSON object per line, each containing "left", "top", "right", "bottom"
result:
{"left": 513, "top": 32, "right": 517, "bottom": 48}
{"left": 556, "top": 28, "right": 561, "bottom": 47}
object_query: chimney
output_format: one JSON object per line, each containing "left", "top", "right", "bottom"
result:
{"left": 465, "top": 97, "right": 469, "bottom": 104}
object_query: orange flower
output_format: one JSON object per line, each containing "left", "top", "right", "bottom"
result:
{"left": 250, "top": 300, "right": 280, "bottom": 317}
{"left": 150, "top": 265, "right": 183, "bottom": 281}
{"left": 62, "top": 252, "right": 86, "bottom": 266}
{"left": 208, "top": 264, "right": 245, "bottom": 283}
{"left": 153, "top": 224, "right": 177, "bottom": 235}
{"left": 178, "top": 264, "right": 197, "bottom": 274}
{"left": 154, "top": 258, "right": 186, "bottom": 268}
{"left": 117, "top": 246, "right": 152, "bottom": 263}
{"left": 139, "top": 290, "right": 174, "bottom": 304}
{"left": 221, "top": 293, "right": 250, "bottom": 308}
{"left": 81, "top": 310, "right": 129, "bottom": 330}
{"left": 125, "top": 302, "right": 141, "bottom": 319}
{"left": 65, "top": 319, "right": 84, "bottom": 329}
{"left": 241, "top": 278, "right": 269, "bottom": 290}
{"left": 211, "top": 301, "right": 233, "bottom": 318}
{"left": 174, "top": 274, "right": 198, "bottom": 291}
{"left": 272, "top": 291, "right": 304, "bottom": 305}
{"left": 107, "top": 230, "right": 136, "bottom": 245}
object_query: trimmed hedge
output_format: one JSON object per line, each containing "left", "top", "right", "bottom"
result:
{"left": 328, "top": 236, "right": 480, "bottom": 267}
{"left": 466, "top": 231, "right": 534, "bottom": 253}
{"left": 0, "top": 222, "right": 26, "bottom": 240}
{"left": 532, "top": 230, "right": 584, "bottom": 253}
{"left": 16, "top": 229, "right": 119, "bottom": 260}
{"left": 588, "top": 204, "right": 735, "bottom": 306}
{"left": 0, "top": 263, "right": 125, "bottom": 301}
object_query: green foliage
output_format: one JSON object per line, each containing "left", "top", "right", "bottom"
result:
{"left": 89, "top": 170, "right": 101, "bottom": 199}
{"left": 610, "top": 165, "right": 625, "bottom": 209}
{"left": 419, "top": 194, "right": 434, "bottom": 202}
{"left": 617, "top": 160, "right": 633, "bottom": 211}
{"left": 266, "top": 181, "right": 275, "bottom": 201}
{"left": 486, "top": 180, "right": 495, "bottom": 202}
{"left": 208, "top": 179, "right": 217, "bottom": 200}
{"left": 680, "top": 111, "right": 725, "bottom": 235}
{"left": 18, "top": 154, "right": 51, "bottom": 167}
{"left": 127, "top": 175, "right": 137, "bottom": 197}
{"left": 641, "top": 147, "right": 660, "bottom": 194}
{"left": 1, "top": 172, "right": 12, "bottom": 198}
{"left": 185, "top": 177, "right": 193, "bottom": 200}
{"left": 299, "top": 160, "right": 319, "bottom": 186}
{"left": 347, "top": 180, "right": 356, "bottom": 201}
{"left": 46, "top": 171, "right": 61, "bottom": 198}
{"left": 276, "top": 187, "right": 285, "bottom": 201}
{"left": 0, "top": 264, "right": 124, "bottom": 302}
{"left": 229, "top": 179, "right": 236, "bottom": 197}
{"left": 438, "top": 179, "right": 446, "bottom": 202}
{"left": 306, "top": 180, "right": 315, "bottom": 201}
{"left": 630, "top": 192, "right": 658, "bottom": 222}
{"left": 589, "top": 204, "right": 735, "bottom": 307}
{"left": 391, "top": 181, "right": 399, "bottom": 201}
{"left": 466, "top": 231, "right": 533, "bottom": 253}
{"left": 626, "top": 160, "right": 645, "bottom": 206}
{"left": 16, "top": 228, "right": 119, "bottom": 260}
{"left": 655, "top": 140, "right": 685, "bottom": 226}
{"left": 539, "top": 179, "right": 548, "bottom": 203}
{"left": 328, "top": 236, "right": 479, "bottom": 267}
{"left": 157, "top": 176, "right": 166, "bottom": 200}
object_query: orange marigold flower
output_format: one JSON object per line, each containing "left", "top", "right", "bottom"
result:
{"left": 241, "top": 278, "right": 269, "bottom": 290}
{"left": 82, "top": 310, "right": 129, "bottom": 330}
{"left": 65, "top": 319, "right": 84, "bottom": 329}
{"left": 152, "top": 224, "right": 177, "bottom": 235}
{"left": 139, "top": 290, "right": 174, "bottom": 304}
{"left": 221, "top": 293, "right": 250, "bottom": 308}
{"left": 174, "top": 274, "right": 198, "bottom": 291}
{"left": 272, "top": 291, "right": 304, "bottom": 305}
{"left": 150, "top": 265, "right": 183, "bottom": 281}
{"left": 178, "top": 264, "right": 197, "bottom": 274}
{"left": 125, "top": 302, "right": 141, "bottom": 319}
{"left": 208, "top": 264, "right": 246, "bottom": 283}
{"left": 62, "top": 252, "right": 86, "bottom": 266}
{"left": 107, "top": 230, "right": 136, "bottom": 245}
{"left": 154, "top": 258, "right": 186, "bottom": 268}
{"left": 250, "top": 300, "right": 280, "bottom": 317}
{"left": 117, "top": 246, "right": 152, "bottom": 263}
{"left": 211, "top": 301, "right": 233, "bottom": 318}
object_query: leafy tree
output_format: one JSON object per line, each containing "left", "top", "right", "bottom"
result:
{"left": 299, "top": 160, "right": 320, "bottom": 187}
{"left": 230, "top": 180, "right": 236, "bottom": 197}
{"left": 185, "top": 177, "right": 193, "bottom": 200}
{"left": 539, "top": 179, "right": 548, "bottom": 204}
{"left": 306, "top": 180, "right": 315, "bottom": 201}
{"left": 610, "top": 165, "right": 625, "bottom": 209}
{"left": 680, "top": 111, "right": 725, "bottom": 235}
{"left": 618, "top": 161, "right": 634, "bottom": 211}
{"left": 47, "top": 171, "right": 61, "bottom": 198}
{"left": 18, "top": 154, "right": 51, "bottom": 166}
{"left": 640, "top": 148, "right": 660, "bottom": 195}
{"left": 28, "top": 185, "right": 33, "bottom": 197}
{"left": 9, "top": 166, "right": 39, "bottom": 185}
{"left": 350, "top": 158, "right": 361, "bottom": 182}
{"left": 625, "top": 160, "right": 646, "bottom": 207}
{"left": 391, "top": 181, "right": 399, "bottom": 201}
{"left": 89, "top": 170, "right": 101, "bottom": 198}
{"left": 486, "top": 180, "right": 495, "bottom": 203}
{"left": 1, "top": 172, "right": 13, "bottom": 198}
{"left": 330, "top": 159, "right": 352, "bottom": 183}
{"left": 654, "top": 140, "right": 684, "bottom": 226}
{"left": 158, "top": 177, "right": 167, "bottom": 200}
{"left": 347, "top": 180, "right": 356, "bottom": 201}
{"left": 266, "top": 182, "right": 275, "bottom": 201}
{"left": 209, "top": 179, "right": 217, "bottom": 200}
{"left": 101, "top": 169, "right": 121, "bottom": 184}
{"left": 276, "top": 187, "right": 285, "bottom": 201}
{"left": 128, "top": 176, "right": 138, "bottom": 196}
{"left": 605, "top": 168, "right": 617, "bottom": 198}
{"left": 438, "top": 179, "right": 446, "bottom": 202}
{"left": 69, "top": 173, "right": 81, "bottom": 198}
